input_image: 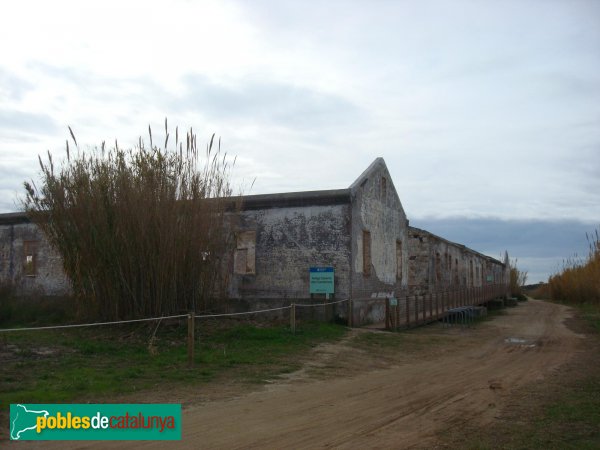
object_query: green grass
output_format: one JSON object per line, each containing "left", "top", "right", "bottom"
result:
{"left": 536, "top": 376, "right": 600, "bottom": 449}
{"left": 0, "top": 320, "right": 347, "bottom": 407}
{"left": 577, "top": 302, "right": 600, "bottom": 333}
{"left": 457, "top": 374, "right": 600, "bottom": 450}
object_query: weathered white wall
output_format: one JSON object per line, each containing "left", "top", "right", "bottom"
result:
{"left": 408, "top": 226, "right": 506, "bottom": 295}
{"left": 0, "top": 221, "right": 71, "bottom": 296}
{"left": 229, "top": 203, "right": 352, "bottom": 300}
{"left": 350, "top": 158, "right": 409, "bottom": 299}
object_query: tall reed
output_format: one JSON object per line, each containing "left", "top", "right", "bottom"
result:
{"left": 509, "top": 258, "right": 528, "bottom": 297}
{"left": 549, "top": 228, "right": 600, "bottom": 304}
{"left": 24, "top": 120, "right": 238, "bottom": 320}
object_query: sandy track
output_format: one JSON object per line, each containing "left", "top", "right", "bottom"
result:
{"left": 23, "top": 300, "right": 584, "bottom": 449}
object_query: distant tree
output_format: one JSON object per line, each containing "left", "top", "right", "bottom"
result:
{"left": 24, "top": 120, "right": 238, "bottom": 320}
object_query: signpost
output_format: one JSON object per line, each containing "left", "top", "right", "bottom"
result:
{"left": 309, "top": 267, "right": 334, "bottom": 295}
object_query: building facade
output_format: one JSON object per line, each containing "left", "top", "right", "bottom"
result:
{"left": 0, "top": 158, "right": 509, "bottom": 322}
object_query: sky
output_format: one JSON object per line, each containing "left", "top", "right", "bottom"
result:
{"left": 1, "top": 0, "right": 599, "bottom": 283}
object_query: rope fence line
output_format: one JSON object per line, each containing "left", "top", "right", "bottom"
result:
{"left": 195, "top": 305, "right": 292, "bottom": 319}
{"left": 295, "top": 299, "right": 348, "bottom": 307}
{"left": 0, "top": 290, "right": 508, "bottom": 367}
{"left": 0, "top": 284, "right": 507, "bottom": 335}
{"left": 0, "top": 299, "right": 349, "bottom": 367}
{"left": 0, "top": 301, "right": 348, "bottom": 333}
{"left": 0, "top": 286, "right": 507, "bottom": 334}
{"left": 0, "top": 313, "right": 188, "bottom": 333}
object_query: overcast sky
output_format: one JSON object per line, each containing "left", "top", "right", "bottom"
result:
{"left": 1, "top": 0, "right": 598, "bottom": 282}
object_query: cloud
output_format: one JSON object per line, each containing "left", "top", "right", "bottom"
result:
{"left": 173, "top": 74, "right": 364, "bottom": 130}
{"left": 0, "top": 110, "right": 59, "bottom": 136}
{"left": 0, "top": 0, "right": 598, "bottom": 232}
{"left": 0, "top": 163, "right": 32, "bottom": 213}
{"left": 0, "top": 68, "right": 34, "bottom": 101}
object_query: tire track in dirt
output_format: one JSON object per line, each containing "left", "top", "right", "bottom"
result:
{"left": 22, "top": 300, "right": 584, "bottom": 449}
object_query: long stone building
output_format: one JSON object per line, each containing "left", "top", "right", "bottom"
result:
{"left": 0, "top": 158, "right": 509, "bottom": 323}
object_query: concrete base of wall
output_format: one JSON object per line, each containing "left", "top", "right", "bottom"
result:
{"left": 486, "top": 298, "right": 505, "bottom": 310}
{"left": 351, "top": 298, "right": 386, "bottom": 326}
{"left": 471, "top": 306, "right": 488, "bottom": 318}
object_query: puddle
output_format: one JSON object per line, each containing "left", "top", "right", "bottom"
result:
{"left": 504, "top": 337, "right": 536, "bottom": 348}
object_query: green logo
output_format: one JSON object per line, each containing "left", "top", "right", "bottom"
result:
{"left": 10, "top": 404, "right": 181, "bottom": 440}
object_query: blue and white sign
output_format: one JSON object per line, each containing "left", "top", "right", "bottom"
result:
{"left": 309, "top": 267, "right": 334, "bottom": 294}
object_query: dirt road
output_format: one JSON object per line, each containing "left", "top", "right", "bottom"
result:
{"left": 25, "top": 300, "right": 585, "bottom": 449}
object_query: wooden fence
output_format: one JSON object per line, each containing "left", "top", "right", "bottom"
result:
{"left": 349, "top": 283, "right": 508, "bottom": 329}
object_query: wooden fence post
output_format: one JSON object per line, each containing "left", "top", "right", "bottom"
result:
{"left": 187, "top": 312, "right": 195, "bottom": 367}
{"left": 414, "top": 295, "right": 419, "bottom": 325}
{"left": 347, "top": 299, "right": 353, "bottom": 327}
{"left": 406, "top": 296, "right": 410, "bottom": 327}
{"left": 385, "top": 298, "right": 390, "bottom": 330}
{"left": 290, "top": 303, "right": 296, "bottom": 334}
{"left": 429, "top": 293, "right": 433, "bottom": 320}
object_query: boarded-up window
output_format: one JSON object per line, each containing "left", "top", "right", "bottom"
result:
{"left": 469, "top": 260, "right": 474, "bottom": 287}
{"left": 396, "top": 240, "right": 402, "bottom": 282}
{"left": 23, "top": 240, "right": 38, "bottom": 276}
{"left": 234, "top": 231, "right": 256, "bottom": 275}
{"left": 381, "top": 177, "right": 387, "bottom": 200}
{"left": 454, "top": 258, "right": 459, "bottom": 285}
{"left": 363, "top": 230, "right": 371, "bottom": 276}
{"left": 435, "top": 252, "right": 441, "bottom": 283}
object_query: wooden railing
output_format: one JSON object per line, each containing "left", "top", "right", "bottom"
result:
{"left": 349, "top": 284, "right": 508, "bottom": 328}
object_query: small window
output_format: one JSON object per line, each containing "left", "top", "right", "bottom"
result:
{"left": 234, "top": 231, "right": 256, "bottom": 275}
{"left": 381, "top": 177, "right": 387, "bottom": 200}
{"left": 23, "top": 240, "right": 38, "bottom": 276}
{"left": 363, "top": 230, "right": 371, "bottom": 276}
{"left": 396, "top": 240, "right": 402, "bottom": 281}
{"left": 435, "top": 252, "right": 441, "bottom": 283}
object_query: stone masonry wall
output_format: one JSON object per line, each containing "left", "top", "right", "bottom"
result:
{"left": 349, "top": 159, "right": 410, "bottom": 324}
{"left": 228, "top": 203, "right": 352, "bottom": 302}
{"left": 0, "top": 221, "right": 71, "bottom": 296}
{"left": 408, "top": 226, "right": 506, "bottom": 296}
